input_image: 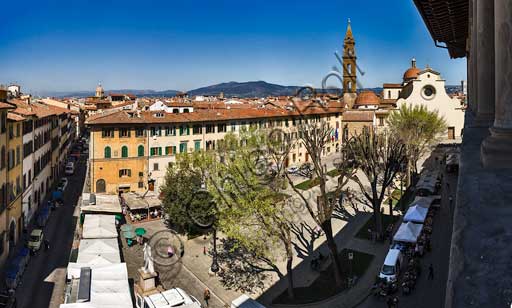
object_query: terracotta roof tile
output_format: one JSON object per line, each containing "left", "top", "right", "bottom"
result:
{"left": 342, "top": 111, "right": 374, "bottom": 122}
{"left": 7, "top": 112, "right": 25, "bottom": 121}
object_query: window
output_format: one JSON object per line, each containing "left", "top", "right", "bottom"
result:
{"left": 165, "top": 126, "right": 176, "bottom": 136}
{"left": 16, "top": 146, "right": 20, "bottom": 165}
{"left": 194, "top": 141, "right": 201, "bottom": 151}
{"left": 379, "top": 117, "right": 385, "bottom": 126}
{"left": 104, "top": 146, "right": 111, "bottom": 158}
{"left": 120, "top": 128, "right": 130, "bottom": 138}
{"left": 183, "top": 108, "right": 190, "bottom": 113}
{"left": 138, "top": 182, "right": 144, "bottom": 188}
{"left": 231, "top": 122, "right": 236, "bottom": 132}
{"left": 150, "top": 147, "right": 162, "bottom": 156}
{"left": 135, "top": 128, "right": 145, "bottom": 137}
{"left": 139, "top": 172, "right": 144, "bottom": 177}
{"left": 153, "top": 163, "right": 159, "bottom": 171}
{"left": 150, "top": 127, "right": 161, "bottom": 137}
{"left": 137, "top": 145, "right": 144, "bottom": 157}
{"left": 102, "top": 128, "right": 114, "bottom": 138}
{"left": 121, "top": 146, "right": 128, "bottom": 158}
{"left": 165, "top": 146, "right": 176, "bottom": 155}
{"left": 172, "top": 109, "right": 179, "bottom": 114}
{"left": 206, "top": 124, "right": 215, "bottom": 134}
{"left": 179, "top": 125, "right": 190, "bottom": 136}
{"left": 218, "top": 123, "right": 227, "bottom": 133}
{"left": 193, "top": 125, "right": 202, "bottom": 135}
{"left": 179, "top": 142, "right": 188, "bottom": 153}
{"left": 119, "top": 169, "right": 131, "bottom": 177}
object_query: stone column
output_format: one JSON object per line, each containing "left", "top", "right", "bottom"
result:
{"left": 481, "top": 0, "right": 512, "bottom": 168}
{"left": 467, "top": 0, "right": 477, "bottom": 114}
{"left": 474, "top": 0, "right": 495, "bottom": 125}
{"left": 470, "top": 0, "right": 479, "bottom": 114}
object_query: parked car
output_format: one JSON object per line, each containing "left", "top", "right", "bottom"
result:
{"left": 27, "top": 229, "right": 44, "bottom": 252}
{"left": 57, "top": 178, "right": 68, "bottom": 192}
{"left": 65, "top": 162, "right": 75, "bottom": 175}
{"left": 379, "top": 248, "right": 403, "bottom": 283}
{"left": 286, "top": 166, "right": 299, "bottom": 174}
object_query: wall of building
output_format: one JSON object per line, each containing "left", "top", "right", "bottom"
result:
{"left": 7, "top": 120, "right": 23, "bottom": 252}
{"left": 0, "top": 110, "right": 9, "bottom": 265}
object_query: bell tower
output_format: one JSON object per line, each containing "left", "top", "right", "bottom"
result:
{"left": 343, "top": 19, "right": 357, "bottom": 94}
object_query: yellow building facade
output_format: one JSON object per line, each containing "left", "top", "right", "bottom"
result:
{"left": 6, "top": 115, "right": 23, "bottom": 254}
{"left": 90, "top": 125, "right": 148, "bottom": 194}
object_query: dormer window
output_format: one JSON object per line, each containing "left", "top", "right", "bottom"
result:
{"left": 155, "top": 112, "right": 164, "bottom": 118}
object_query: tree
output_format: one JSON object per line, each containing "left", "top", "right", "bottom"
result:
{"left": 387, "top": 104, "right": 447, "bottom": 175}
{"left": 284, "top": 120, "right": 356, "bottom": 289}
{"left": 344, "top": 129, "right": 407, "bottom": 237}
{"left": 207, "top": 129, "right": 298, "bottom": 299}
{"left": 160, "top": 153, "right": 215, "bottom": 235}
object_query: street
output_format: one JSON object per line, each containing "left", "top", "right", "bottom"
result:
{"left": 14, "top": 159, "right": 86, "bottom": 308}
{"left": 358, "top": 153, "right": 457, "bottom": 308}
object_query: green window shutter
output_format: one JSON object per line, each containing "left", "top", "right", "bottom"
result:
{"left": 158, "top": 147, "right": 162, "bottom": 156}
{"left": 104, "top": 146, "right": 111, "bottom": 158}
{"left": 172, "top": 146, "right": 176, "bottom": 155}
{"left": 121, "top": 146, "right": 128, "bottom": 158}
{"left": 195, "top": 141, "right": 200, "bottom": 151}
{"left": 165, "top": 147, "right": 169, "bottom": 155}
{"left": 138, "top": 145, "right": 144, "bottom": 157}
{"left": 186, "top": 126, "right": 190, "bottom": 135}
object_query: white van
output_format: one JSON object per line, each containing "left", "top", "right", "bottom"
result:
{"left": 135, "top": 288, "right": 202, "bottom": 308}
{"left": 65, "top": 162, "right": 75, "bottom": 175}
{"left": 379, "top": 248, "right": 403, "bottom": 282}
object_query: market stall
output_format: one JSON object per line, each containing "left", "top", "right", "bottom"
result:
{"left": 403, "top": 205, "right": 429, "bottom": 223}
{"left": 393, "top": 222, "right": 424, "bottom": 244}
{"left": 82, "top": 214, "right": 118, "bottom": 239}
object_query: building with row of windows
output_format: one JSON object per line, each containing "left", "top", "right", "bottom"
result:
{"left": 0, "top": 87, "right": 76, "bottom": 265}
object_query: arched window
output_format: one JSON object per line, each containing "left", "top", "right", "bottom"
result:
{"left": 104, "top": 146, "right": 111, "bottom": 158}
{"left": 138, "top": 145, "right": 144, "bottom": 157}
{"left": 121, "top": 146, "right": 128, "bottom": 158}
{"left": 347, "top": 63, "right": 352, "bottom": 74}
{"left": 96, "top": 179, "right": 106, "bottom": 193}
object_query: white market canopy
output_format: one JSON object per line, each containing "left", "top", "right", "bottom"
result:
{"left": 81, "top": 193, "right": 122, "bottom": 214}
{"left": 82, "top": 215, "right": 117, "bottom": 239}
{"left": 393, "top": 222, "right": 424, "bottom": 243}
{"left": 76, "top": 238, "right": 120, "bottom": 266}
{"left": 61, "top": 263, "right": 133, "bottom": 308}
{"left": 403, "top": 205, "right": 429, "bottom": 223}
{"left": 411, "top": 196, "right": 436, "bottom": 209}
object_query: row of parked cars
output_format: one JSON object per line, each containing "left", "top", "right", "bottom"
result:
{"left": 287, "top": 163, "right": 314, "bottom": 178}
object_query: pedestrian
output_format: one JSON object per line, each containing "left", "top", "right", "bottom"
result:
{"left": 386, "top": 296, "right": 394, "bottom": 308}
{"left": 203, "top": 288, "right": 211, "bottom": 307}
{"left": 393, "top": 296, "right": 399, "bottom": 307}
{"left": 44, "top": 239, "right": 50, "bottom": 251}
{"left": 203, "top": 246, "right": 207, "bottom": 255}
{"left": 428, "top": 263, "right": 434, "bottom": 280}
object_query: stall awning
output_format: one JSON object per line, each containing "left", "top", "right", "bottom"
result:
{"left": 82, "top": 215, "right": 118, "bottom": 239}
{"left": 77, "top": 238, "right": 121, "bottom": 266}
{"left": 393, "top": 222, "right": 424, "bottom": 243}
{"left": 404, "top": 205, "right": 429, "bottom": 223}
{"left": 122, "top": 192, "right": 162, "bottom": 211}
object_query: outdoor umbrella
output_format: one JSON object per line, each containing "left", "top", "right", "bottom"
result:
{"left": 120, "top": 224, "right": 133, "bottom": 232}
{"left": 115, "top": 214, "right": 123, "bottom": 221}
{"left": 135, "top": 228, "right": 146, "bottom": 236}
{"left": 123, "top": 230, "right": 136, "bottom": 239}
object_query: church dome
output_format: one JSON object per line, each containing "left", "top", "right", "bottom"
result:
{"left": 403, "top": 58, "right": 421, "bottom": 81}
{"left": 355, "top": 90, "right": 380, "bottom": 105}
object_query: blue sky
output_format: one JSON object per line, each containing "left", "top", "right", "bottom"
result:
{"left": 0, "top": 0, "right": 466, "bottom": 93}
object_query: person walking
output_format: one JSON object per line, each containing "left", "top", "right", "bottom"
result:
{"left": 203, "top": 288, "right": 211, "bottom": 307}
{"left": 428, "top": 263, "right": 434, "bottom": 280}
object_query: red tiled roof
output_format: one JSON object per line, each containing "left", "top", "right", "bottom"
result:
{"left": 86, "top": 103, "right": 344, "bottom": 126}
{"left": 383, "top": 83, "right": 402, "bottom": 88}
{"left": 7, "top": 112, "right": 25, "bottom": 121}
{"left": 342, "top": 111, "right": 374, "bottom": 122}
{"left": 0, "top": 102, "right": 15, "bottom": 109}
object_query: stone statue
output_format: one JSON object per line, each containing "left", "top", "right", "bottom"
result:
{"left": 143, "top": 243, "right": 155, "bottom": 274}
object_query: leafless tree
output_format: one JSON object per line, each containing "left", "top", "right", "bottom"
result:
{"left": 344, "top": 129, "right": 407, "bottom": 237}
{"left": 284, "top": 120, "right": 356, "bottom": 288}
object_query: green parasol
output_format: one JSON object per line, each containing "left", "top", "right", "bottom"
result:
{"left": 135, "top": 228, "right": 146, "bottom": 236}
{"left": 123, "top": 230, "right": 136, "bottom": 239}
{"left": 115, "top": 214, "right": 123, "bottom": 221}
{"left": 120, "top": 224, "right": 133, "bottom": 232}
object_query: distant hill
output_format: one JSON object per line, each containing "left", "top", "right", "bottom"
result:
{"left": 33, "top": 81, "right": 461, "bottom": 98}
